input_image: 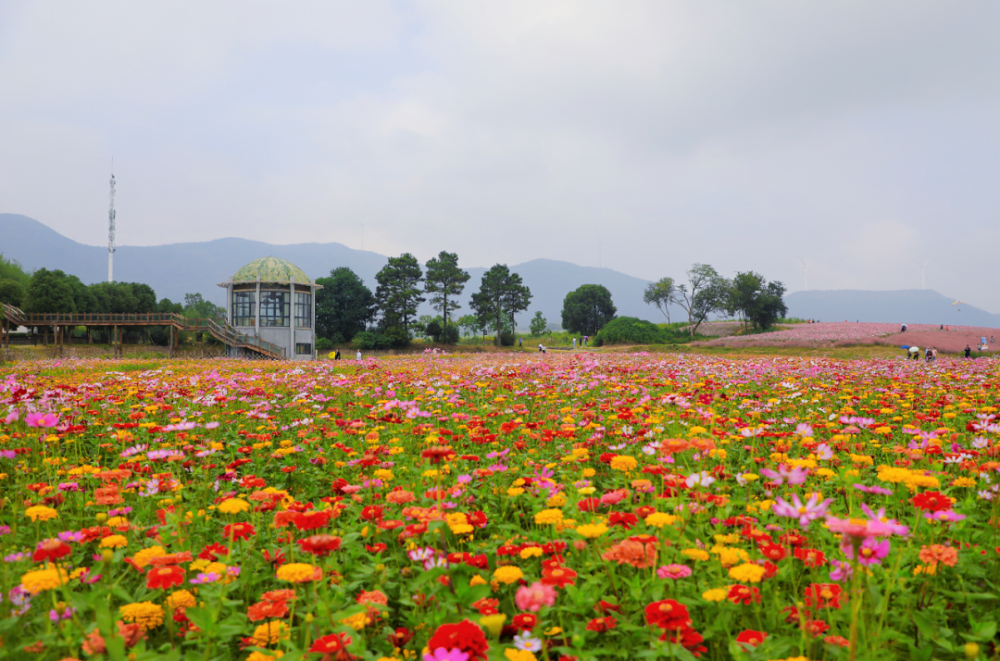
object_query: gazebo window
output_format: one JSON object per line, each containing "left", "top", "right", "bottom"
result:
{"left": 232, "top": 292, "right": 255, "bottom": 326}
{"left": 259, "top": 291, "right": 289, "bottom": 327}
{"left": 295, "top": 292, "right": 312, "bottom": 328}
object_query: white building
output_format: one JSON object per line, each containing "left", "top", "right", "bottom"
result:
{"left": 218, "top": 257, "right": 322, "bottom": 360}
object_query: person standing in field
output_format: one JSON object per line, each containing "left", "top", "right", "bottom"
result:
{"left": 965, "top": 345, "right": 972, "bottom": 358}
{"left": 356, "top": 349, "right": 362, "bottom": 360}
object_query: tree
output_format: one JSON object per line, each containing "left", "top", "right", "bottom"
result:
{"left": 68, "top": 276, "right": 98, "bottom": 314}
{"left": 674, "top": 264, "right": 729, "bottom": 337}
{"left": 0, "top": 278, "right": 25, "bottom": 308}
{"left": 457, "top": 314, "right": 479, "bottom": 337}
{"left": 424, "top": 251, "right": 470, "bottom": 329}
{"left": 643, "top": 277, "right": 676, "bottom": 323}
{"left": 315, "top": 267, "right": 376, "bottom": 344}
{"left": 91, "top": 282, "right": 138, "bottom": 314}
{"left": 374, "top": 254, "right": 425, "bottom": 336}
{"left": 469, "top": 264, "right": 532, "bottom": 345}
{"left": 158, "top": 298, "right": 184, "bottom": 314}
{"left": 0, "top": 254, "right": 30, "bottom": 287}
{"left": 725, "top": 271, "right": 787, "bottom": 330}
{"left": 183, "top": 293, "right": 226, "bottom": 320}
{"left": 129, "top": 283, "right": 158, "bottom": 313}
{"left": 561, "top": 284, "right": 616, "bottom": 335}
{"left": 529, "top": 311, "right": 548, "bottom": 337}
{"left": 23, "top": 269, "right": 75, "bottom": 313}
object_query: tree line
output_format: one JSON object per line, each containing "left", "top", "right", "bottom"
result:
{"left": 316, "top": 252, "right": 535, "bottom": 349}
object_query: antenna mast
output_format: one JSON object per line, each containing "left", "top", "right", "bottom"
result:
{"left": 108, "top": 163, "right": 116, "bottom": 282}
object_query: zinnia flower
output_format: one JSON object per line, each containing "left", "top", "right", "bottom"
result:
{"left": 276, "top": 562, "right": 321, "bottom": 583}
{"left": 427, "top": 620, "right": 489, "bottom": 661}
{"left": 119, "top": 602, "right": 165, "bottom": 631}
{"left": 514, "top": 582, "right": 557, "bottom": 612}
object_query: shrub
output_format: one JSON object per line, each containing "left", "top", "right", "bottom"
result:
{"left": 353, "top": 331, "right": 389, "bottom": 350}
{"left": 316, "top": 337, "right": 333, "bottom": 351}
{"left": 594, "top": 317, "right": 665, "bottom": 346}
{"left": 441, "top": 325, "right": 460, "bottom": 345}
{"left": 499, "top": 331, "right": 516, "bottom": 346}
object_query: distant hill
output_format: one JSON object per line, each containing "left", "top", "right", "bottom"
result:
{"left": 786, "top": 289, "right": 1000, "bottom": 327}
{"left": 0, "top": 213, "right": 687, "bottom": 329}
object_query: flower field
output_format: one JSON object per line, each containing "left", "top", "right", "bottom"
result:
{"left": 1, "top": 353, "right": 999, "bottom": 661}
{"left": 704, "top": 322, "right": 914, "bottom": 345}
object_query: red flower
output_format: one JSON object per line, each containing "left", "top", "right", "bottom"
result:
{"left": 803, "top": 583, "right": 843, "bottom": 610}
{"left": 735, "top": 630, "right": 768, "bottom": 647}
{"left": 146, "top": 566, "right": 185, "bottom": 590}
{"left": 794, "top": 547, "right": 827, "bottom": 568}
{"left": 471, "top": 597, "right": 499, "bottom": 615}
{"left": 577, "top": 498, "right": 601, "bottom": 512}
{"left": 597, "top": 600, "right": 621, "bottom": 614}
{"left": 361, "top": 505, "right": 384, "bottom": 521}
{"left": 541, "top": 565, "right": 578, "bottom": 588}
{"left": 468, "top": 511, "right": 489, "bottom": 528}
{"left": 365, "top": 543, "right": 388, "bottom": 554}
{"left": 779, "top": 533, "right": 807, "bottom": 547}
{"left": 608, "top": 512, "right": 638, "bottom": 529}
{"left": 758, "top": 542, "right": 787, "bottom": 562}
{"left": 198, "top": 543, "right": 229, "bottom": 561}
{"left": 804, "top": 619, "right": 830, "bottom": 637}
{"left": 292, "top": 510, "right": 333, "bottom": 531}
{"left": 223, "top": 522, "right": 256, "bottom": 541}
{"left": 33, "top": 539, "right": 72, "bottom": 562}
{"left": 911, "top": 491, "right": 953, "bottom": 512}
{"left": 659, "top": 626, "right": 707, "bottom": 656}
{"left": 586, "top": 616, "right": 618, "bottom": 632}
{"left": 426, "top": 620, "right": 490, "bottom": 661}
{"left": 248, "top": 599, "right": 289, "bottom": 622}
{"left": 387, "top": 627, "right": 413, "bottom": 647}
{"left": 727, "top": 585, "right": 761, "bottom": 605}
{"left": 298, "top": 534, "right": 342, "bottom": 557}
{"left": 644, "top": 599, "right": 691, "bottom": 630}
{"left": 511, "top": 613, "right": 537, "bottom": 631}
{"left": 824, "top": 635, "right": 850, "bottom": 647}
{"left": 262, "top": 548, "right": 286, "bottom": 567}
{"left": 421, "top": 446, "right": 456, "bottom": 464}
{"left": 310, "top": 632, "right": 354, "bottom": 658}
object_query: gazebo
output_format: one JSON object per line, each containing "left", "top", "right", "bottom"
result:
{"left": 218, "top": 257, "right": 322, "bottom": 360}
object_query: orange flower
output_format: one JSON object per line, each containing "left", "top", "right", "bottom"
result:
{"left": 149, "top": 552, "right": 193, "bottom": 566}
{"left": 146, "top": 566, "right": 185, "bottom": 590}
{"left": 601, "top": 540, "right": 658, "bottom": 569}
{"left": 918, "top": 544, "right": 959, "bottom": 568}
{"left": 248, "top": 599, "right": 289, "bottom": 622}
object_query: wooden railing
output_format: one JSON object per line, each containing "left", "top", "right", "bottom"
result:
{"left": 0, "top": 304, "right": 285, "bottom": 359}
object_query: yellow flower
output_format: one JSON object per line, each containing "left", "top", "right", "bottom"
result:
{"left": 609, "top": 455, "right": 638, "bottom": 472}
{"left": 645, "top": 512, "right": 677, "bottom": 528}
{"left": 575, "top": 523, "right": 608, "bottom": 539}
{"left": 340, "top": 612, "right": 369, "bottom": 631}
{"left": 702, "top": 588, "right": 727, "bottom": 602}
{"left": 130, "top": 546, "right": 167, "bottom": 569}
{"left": 952, "top": 477, "right": 976, "bottom": 488}
{"left": 166, "top": 589, "right": 196, "bottom": 611}
{"left": 520, "top": 547, "right": 544, "bottom": 559}
{"left": 507, "top": 488, "right": 525, "bottom": 497}
{"left": 534, "top": 509, "right": 564, "bottom": 525}
{"left": 728, "top": 563, "right": 767, "bottom": 583}
{"left": 493, "top": 566, "right": 524, "bottom": 585}
{"left": 119, "top": 601, "right": 165, "bottom": 631}
{"left": 877, "top": 466, "right": 912, "bottom": 484}
{"left": 100, "top": 535, "right": 128, "bottom": 549}
{"left": 741, "top": 473, "right": 759, "bottom": 482}
{"left": 24, "top": 505, "right": 58, "bottom": 522}
{"left": 252, "top": 621, "right": 290, "bottom": 646}
{"left": 276, "top": 563, "right": 319, "bottom": 583}
{"left": 106, "top": 516, "right": 129, "bottom": 528}
{"left": 546, "top": 493, "right": 567, "bottom": 507}
{"left": 469, "top": 574, "right": 488, "bottom": 587}
{"left": 505, "top": 650, "right": 538, "bottom": 661}
{"left": 480, "top": 614, "right": 507, "bottom": 636}
{"left": 681, "top": 548, "right": 710, "bottom": 562}
{"left": 218, "top": 498, "right": 250, "bottom": 514}
{"left": 21, "top": 566, "right": 69, "bottom": 594}
{"left": 247, "top": 652, "right": 285, "bottom": 661}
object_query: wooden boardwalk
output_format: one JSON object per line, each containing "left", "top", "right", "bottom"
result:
{"left": 1, "top": 303, "right": 284, "bottom": 359}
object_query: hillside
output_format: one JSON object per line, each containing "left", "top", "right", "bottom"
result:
{"left": 785, "top": 289, "right": 1000, "bottom": 327}
{"left": 1, "top": 213, "right": 685, "bottom": 329}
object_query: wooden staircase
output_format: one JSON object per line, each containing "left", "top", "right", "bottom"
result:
{"left": 1, "top": 303, "right": 285, "bottom": 359}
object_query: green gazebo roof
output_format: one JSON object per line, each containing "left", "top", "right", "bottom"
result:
{"left": 231, "top": 257, "right": 312, "bottom": 284}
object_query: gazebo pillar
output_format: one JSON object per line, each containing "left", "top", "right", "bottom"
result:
{"left": 255, "top": 275, "right": 261, "bottom": 335}
{"left": 289, "top": 275, "right": 295, "bottom": 359}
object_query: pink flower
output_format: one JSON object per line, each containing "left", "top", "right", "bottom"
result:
{"left": 2, "top": 410, "right": 18, "bottom": 424}
{"left": 923, "top": 509, "right": 966, "bottom": 523}
{"left": 657, "top": 564, "right": 692, "bottom": 580}
{"left": 424, "top": 649, "right": 469, "bottom": 661}
{"left": 25, "top": 412, "right": 59, "bottom": 428}
{"left": 600, "top": 489, "right": 628, "bottom": 506}
{"left": 760, "top": 465, "right": 808, "bottom": 486}
{"left": 846, "top": 536, "right": 890, "bottom": 566}
{"left": 514, "top": 581, "right": 557, "bottom": 612}
{"left": 771, "top": 493, "right": 832, "bottom": 527}
{"left": 853, "top": 484, "right": 893, "bottom": 496}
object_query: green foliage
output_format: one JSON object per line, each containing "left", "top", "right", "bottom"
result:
{"left": 674, "top": 264, "right": 729, "bottom": 336}
{"left": 499, "top": 331, "right": 516, "bottom": 346}
{"left": 158, "top": 298, "right": 184, "bottom": 314}
{"left": 183, "top": 293, "right": 226, "bottom": 320}
{"left": 383, "top": 326, "right": 410, "bottom": 349}
{"left": 353, "top": 330, "right": 391, "bottom": 350}
{"left": 23, "top": 268, "right": 76, "bottom": 313}
{"left": 457, "top": 314, "right": 481, "bottom": 337}
{"left": 0, "top": 278, "right": 25, "bottom": 308}
{"left": 561, "top": 284, "right": 616, "bottom": 335}
{"left": 315, "top": 267, "right": 376, "bottom": 343}
{"left": 375, "top": 253, "right": 425, "bottom": 333}
{"left": 316, "top": 336, "right": 334, "bottom": 351}
{"left": 724, "top": 271, "right": 788, "bottom": 330}
{"left": 529, "top": 311, "right": 548, "bottom": 337}
{"left": 0, "top": 254, "right": 30, "bottom": 286}
{"left": 643, "top": 277, "right": 676, "bottom": 323}
{"left": 470, "top": 264, "right": 531, "bottom": 346}
{"left": 440, "top": 324, "right": 460, "bottom": 344}
{"left": 424, "top": 251, "right": 470, "bottom": 328}
{"left": 425, "top": 320, "right": 442, "bottom": 343}
{"left": 594, "top": 316, "right": 664, "bottom": 345}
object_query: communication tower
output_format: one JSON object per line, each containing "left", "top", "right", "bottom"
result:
{"left": 108, "top": 165, "right": 116, "bottom": 282}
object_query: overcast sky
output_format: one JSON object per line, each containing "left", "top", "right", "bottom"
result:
{"left": 2, "top": 2, "right": 999, "bottom": 311}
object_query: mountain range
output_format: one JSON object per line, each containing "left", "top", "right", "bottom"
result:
{"left": 4, "top": 213, "right": 999, "bottom": 331}
{"left": 0, "top": 213, "right": 679, "bottom": 329}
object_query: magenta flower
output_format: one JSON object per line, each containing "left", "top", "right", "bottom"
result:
{"left": 760, "top": 465, "right": 808, "bottom": 485}
{"left": 771, "top": 493, "right": 832, "bottom": 527}
{"left": 923, "top": 509, "right": 966, "bottom": 523}
{"left": 424, "top": 649, "right": 469, "bottom": 661}
{"left": 826, "top": 503, "right": 909, "bottom": 540}
{"left": 25, "top": 412, "right": 60, "bottom": 428}
{"left": 190, "top": 572, "right": 221, "bottom": 585}
{"left": 845, "top": 537, "right": 890, "bottom": 566}
{"left": 514, "top": 581, "right": 557, "bottom": 612}
{"left": 657, "top": 564, "right": 693, "bottom": 580}
{"left": 853, "top": 484, "right": 893, "bottom": 496}
{"left": 2, "top": 410, "right": 18, "bottom": 424}
{"left": 829, "top": 559, "right": 853, "bottom": 582}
